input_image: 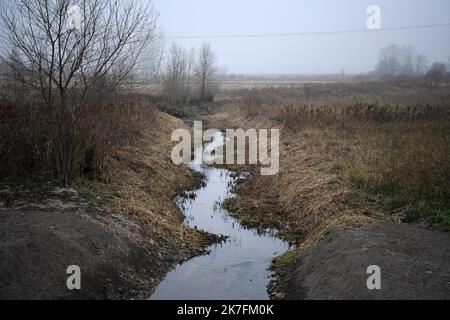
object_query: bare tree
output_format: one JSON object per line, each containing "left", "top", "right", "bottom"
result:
{"left": 161, "top": 42, "right": 195, "bottom": 106}
{"left": 0, "top": 0, "right": 158, "bottom": 184}
{"left": 426, "top": 62, "right": 447, "bottom": 89}
{"left": 195, "top": 43, "right": 217, "bottom": 102}
{"left": 0, "top": 48, "right": 27, "bottom": 101}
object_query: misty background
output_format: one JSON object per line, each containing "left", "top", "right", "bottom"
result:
{"left": 153, "top": 0, "right": 450, "bottom": 75}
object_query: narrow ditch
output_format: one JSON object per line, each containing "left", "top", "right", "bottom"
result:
{"left": 151, "top": 132, "right": 289, "bottom": 300}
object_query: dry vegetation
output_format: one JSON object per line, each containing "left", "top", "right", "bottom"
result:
{"left": 0, "top": 95, "right": 157, "bottom": 181}
{"left": 216, "top": 82, "right": 450, "bottom": 247}
{"left": 0, "top": 93, "right": 213, "bottom": 248}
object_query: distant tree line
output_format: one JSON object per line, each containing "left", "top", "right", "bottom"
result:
{"left": 374, "top": 44, "right": 449, "bottom": 88}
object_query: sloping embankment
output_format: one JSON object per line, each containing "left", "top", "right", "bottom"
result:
{"left": 207, "top": 109, "right": 450, "bottom": 300}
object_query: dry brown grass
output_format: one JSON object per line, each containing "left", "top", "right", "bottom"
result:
{"left": 223, "top": 126, "right": 371, "bottom": 246}
{"left": 239, "top": 95, "right": 268, "bottom": 118}
{"left": 223, "top": 81, "right": 450, "bottom": 106}
{"left": 272, "top": 102, "right": 450, "bottom": 206}
{"left": 213, "top": 82, "right": 450, "bottom": 245}
{"left": 85, "top": 112, "right": 212, "bottom": 249}
{"left": 274, "top": 103, "right": 450, "bottom": 131}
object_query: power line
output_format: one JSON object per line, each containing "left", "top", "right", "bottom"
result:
{"left": 166, "top": 23, "right": 450, "bottom": 40}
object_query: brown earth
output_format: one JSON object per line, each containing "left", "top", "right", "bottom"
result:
{"left": 0, "top": 112, "right": 215, "bottom": 300}
{"left": 272, "top": 221, "right": 450, "bottom": 300}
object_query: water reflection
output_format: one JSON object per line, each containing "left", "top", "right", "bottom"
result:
{"left": 151, "top": 132, "right": 289, "bottom": 300}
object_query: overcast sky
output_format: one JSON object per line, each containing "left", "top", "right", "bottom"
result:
{"left": 152, "top": 0, "right": 450, "bottom": 74}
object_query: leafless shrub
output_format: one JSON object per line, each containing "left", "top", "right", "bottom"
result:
{"left": 161, "top": 42, "right": 218, "bottom": 108}
{"left": 240, "top": 95, "right": 264, "bottom": 118}
{"left": 0, "top": 97, "right": 157, "bottom": 180}
{"left": 426, "top": 62, "right": 447, "bottom": 88}
{"left": 161, "top": 43, "right": 195, "bottom": 107}
{"left": 0, "top": 99, "right": 49, "bottom": 176}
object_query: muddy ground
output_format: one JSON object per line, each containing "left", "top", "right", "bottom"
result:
{"left": 271, "top": 221, "right": 450, "bottom": 300}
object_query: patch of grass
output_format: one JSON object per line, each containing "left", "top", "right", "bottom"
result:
{"left": 360, "top": 203, "right": 387, "bottom": 219}
{"left": 221, "top": 198, "right": 233, "bottom": 211}
{"left": 223, "top": 196, "right": 294, "bottom": 242}
{"left": 401, "top": 203, "right": 450, "bottom": 231}
{"left": 276, "top": 231, "right": 298, "bottom": 245}
{"left": 322, "top": 229, "right": 334, "bottom": 243}
{"left": 346, "top": 131, "right": 450, "bottom": 204}
{"left": 271, "top": 251, "right": 298, "bottom": 270}
{"left": 88, "top": 197, "right": 106, "bottom": 208}
{"left": 225, "top": 203, "right": 261, "bottom": 229}
{"left": 0, "top": 179, "right": 15, "bottom": 189}
{"left": 330, "top": 160, "right": 347, "bottom": 173}
{"left": 1, "top": 97, "right": 157, "bottom": 185}
{"left": 110, "top": 191, "right": 122, "bottom": 199}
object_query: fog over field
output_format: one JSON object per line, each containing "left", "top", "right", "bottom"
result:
{"left": 154, "top": 0, "right": 450, "bottom": 74}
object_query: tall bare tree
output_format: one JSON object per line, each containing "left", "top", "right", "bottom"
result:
{"left": 426, "top": 62, "right": 447, "bottom": 89}
{"left": 0, "top": 0, "right": 158, "bottom": 184}
{"left": 195, "top": 43, "right": 217, "bottom": 102}
{"left": 161, "top": 42, "right": 195, "bottom": 106}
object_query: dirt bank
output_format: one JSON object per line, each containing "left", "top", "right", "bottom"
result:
{"left": 271, "top": 221, "right": 450, "bottom": 300}
{"left": 0, "top": 112, "right": 215, "bottom": 300}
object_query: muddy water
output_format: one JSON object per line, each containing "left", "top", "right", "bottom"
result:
{"left": 151, "top": 133, "right": 289, "bottom": 300}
